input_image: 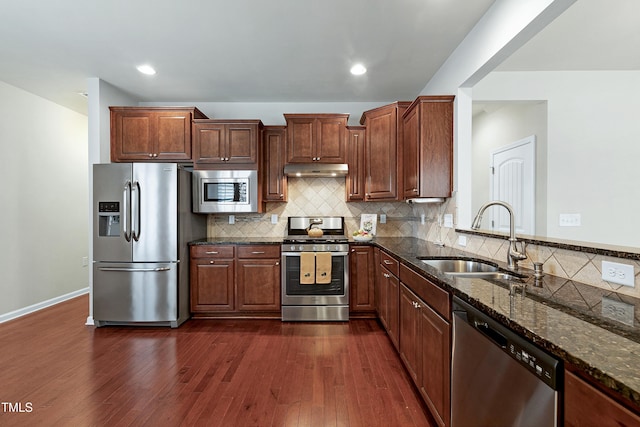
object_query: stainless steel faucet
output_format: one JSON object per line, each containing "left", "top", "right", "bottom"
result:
{"left": 471, "top": 201, "right": 527, "bottom": 270}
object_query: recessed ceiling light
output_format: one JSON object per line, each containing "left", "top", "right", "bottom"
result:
{"left": 350, "top": 63, "right": 367, "bottom": 76}
{"left": 136, "top": 64, "right": 156, "bottom": 75}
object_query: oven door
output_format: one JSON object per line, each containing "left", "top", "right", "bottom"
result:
{"left": 281, "top": 251, "right": 349, "bottom": 306}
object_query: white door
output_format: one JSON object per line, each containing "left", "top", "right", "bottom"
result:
{"left": 490, "top": 135, "right": 536, "bottom": 235}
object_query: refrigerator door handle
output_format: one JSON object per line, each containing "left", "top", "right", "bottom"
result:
{"left": 98, "top": 266, "right": 172, "bottom": 272}
{"left": 132, "top": 180, "right": 141, "bottom": 242}
{"left": 123, "top": 181, "right": 132, "bottom": 242}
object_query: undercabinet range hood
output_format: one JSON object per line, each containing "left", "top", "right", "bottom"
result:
{"left": 283, "top": 163, "right": 348, "bottom": 177}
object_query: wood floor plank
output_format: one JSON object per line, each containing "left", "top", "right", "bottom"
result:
{"left": 0, "top": 295, "right": 434, "bottom": 427}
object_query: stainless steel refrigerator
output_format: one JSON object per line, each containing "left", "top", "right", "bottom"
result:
{"left": 93, "top": 163, "right": 206, "bottom": 327}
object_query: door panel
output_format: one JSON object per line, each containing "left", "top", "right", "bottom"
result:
{"left": 93, "top": 163, "right": 133, "bottom": 262}
{"left": 93, "top": 262, "right": 177, "bottom": 322}
{"left": 132, "top": 163, "right": 177, "bottom": 262}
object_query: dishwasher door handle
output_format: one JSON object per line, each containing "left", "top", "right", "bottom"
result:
{"left": 474, "top": 320, "right": 508, "bottom": 349}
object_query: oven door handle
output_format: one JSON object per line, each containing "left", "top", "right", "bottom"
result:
{"left": 282, "top": 252, "right": 349, "bottom": 256}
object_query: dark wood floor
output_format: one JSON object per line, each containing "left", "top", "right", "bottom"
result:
{"left": 0, "top": 295, "right": 435, "bottom": 427}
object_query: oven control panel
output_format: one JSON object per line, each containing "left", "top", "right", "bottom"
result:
{"left": 282, "top": 244, "right": 349, "bottom": 253}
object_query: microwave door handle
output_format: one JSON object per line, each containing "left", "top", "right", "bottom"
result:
{"left": 123, "top": 181, "right": 132, "bottom": 242}
{"left": 132, "top": 180, "right": 141, "bottom": 242}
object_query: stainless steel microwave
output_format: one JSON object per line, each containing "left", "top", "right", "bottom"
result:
{"left": 192, "top": 170, "right": 258, "bottom": 213}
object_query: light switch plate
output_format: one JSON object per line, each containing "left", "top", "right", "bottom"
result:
{"left": 443, "top": 214, "right": 454, "bottom": 228}
{"left": 271, "top": 214, "right": 278, "bottom": 224}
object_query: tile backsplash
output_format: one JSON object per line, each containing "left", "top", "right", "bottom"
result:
{"left": 208, "top": 178, "right": 640, "bottom": 299}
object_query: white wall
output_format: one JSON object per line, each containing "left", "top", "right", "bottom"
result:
{"left": 472, "top": 102, "right": 548, "bottom": 235}
{"left": 473, "top": 70, "right": 640, "bottom": 247}
{"left": 139, "top": 101, "right": 386, "bottom": 126}
{"left": 0, "top": 81, "right": 88, "bottom": 320}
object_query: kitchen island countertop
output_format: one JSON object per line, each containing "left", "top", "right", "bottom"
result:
{"left": 368, "top": 237, "right": 640, "bottom": 408}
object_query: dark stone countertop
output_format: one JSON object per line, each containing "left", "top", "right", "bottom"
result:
{"left": 189, "top": 236, "right": 640, "bottom": 408}
{"left": 190, "top": 237, "right": 282, "bottom": 245}
{"left": 367, "top": 237, "right": 640, "bottom": 409}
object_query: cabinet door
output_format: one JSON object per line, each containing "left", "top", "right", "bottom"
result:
{"left": 263, "top": 127, "right": 287, "bottom": 202}
{"left": 399, "top": 284, "right": 420, "bottom": 383}
{"left": 154, "top": 111, "right": 192, "bottom": 160}
{"left": 349, "top": 245, "right": 375, "bottom": 313}
{"left": 315, "top": 116, "right": 347, "bottom": 163}
{"left": 402, "top": 105, "right": 420, "bottom": 198}
{"left": 417, "top": 98, "right": 453, "bottom": 198}
{"left": 286, "top": 117, "right": 315, "bottom": 163}
{"left": 346, "top": 127, "right": 366, "bottom": 201}
{"left": 387, "top": 271, "right": 400, "bottom": 350}
{"left": 236, "top": 259, "right": 281, "bottom": 311}
{"left": 193, "top": 123, "right": 226, "bottom": 165}
{"left": 111, "top": 110, "right": 154, "bottom": 161}
{"left": 190, "top": 259, "right": 234, "bottom": 312}
{"left": 420, "top": 302, "right": 451, "bottom": 427}
{"left": 565, "top": 371, "right": 640, "bottom": 427}
{"left": 226, "top": 123, "right": 258, "bottom": 163}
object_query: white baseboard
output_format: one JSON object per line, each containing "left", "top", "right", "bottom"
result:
{"left": 0, "top": 287, "right": 89, "bottom": 324}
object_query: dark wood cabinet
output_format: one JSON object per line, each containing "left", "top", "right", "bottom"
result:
{"left": 402, "top": 96, "right": 454, "bottom": 199}
{"left": 262, "top": 126, "right": 287, "bottom": 202}
{"left": 236, "top": 245, "right": 281, "bottom": 312}
{"left": 565, "top": 370, "right": 640, "bottom": 427}
{"left": 346, "top": 126, "right": 366, "bottom": 201}
{"left": 110, "top": 107, "right": 207, "bottom": 162}
{"left": 349, "top": 245, "right": 375, "bottom": 316}
{"left": 399, "top": 265, "right": 451, "bottom": 427}
{"left": 190, "top": 244, "right": 280, "bottom": 316}
{"left": 284, "top": 114, "right": 348, "bottom": 163}
{"left": 375, "top": 250, "right": 400, "bottom": 350}
{"left": 190, "top": 245, "right": 235, "bottom": 312}
{"left": 360, "top": 102, "right": 410, "bottom": 201}
{"left": 192, "top": 119, "right": 262, "bottom": 168}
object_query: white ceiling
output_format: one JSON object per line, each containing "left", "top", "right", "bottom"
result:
{"left": 497, "top": 0, "right": 640, "bottom": 71}
{"left": 0, "top": 0, "right": 495, "bottom": 115}
{"left": 2, "top": 1, "right": 637, "bottom": 117}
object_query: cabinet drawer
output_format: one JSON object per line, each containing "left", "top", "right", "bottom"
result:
{"left": 400, "top": 264, "right": 450, "bottom": 320}
{"left": 237, "top": 245, "right": 280, "bottom": 259}
{"left": 380, "top": 251, "right": 399, "bottom": 276}
{"left": 190, "top": 245, "right": 235, "bottom": 259}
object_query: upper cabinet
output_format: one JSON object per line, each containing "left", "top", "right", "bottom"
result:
{"left": 192, "top": 119, "right": 263, "bottom": 169}
{"left": 284, "top": 114, "right": 348, "bottom": 163}
{"left": 402, "top": 96, "right": 454, "bottom": 199}
{"left": 262, "top": 126, "right": 288, "bottom": 202}
{"left": 360, "top": 102, "right": 410, "bottom": 201}
{"left": 346, "top": 126, "right": 366, "bottom": 201}
{"left": 110, "top": 107, "right": 207, "bottom": 162}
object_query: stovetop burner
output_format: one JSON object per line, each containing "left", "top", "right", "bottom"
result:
{"left": 283, "top": 216, "right": 349, "bottom": 252}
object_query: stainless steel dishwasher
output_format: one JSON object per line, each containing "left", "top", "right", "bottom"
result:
{"left": 451, "top": 296, "right": 561, "bottom": 427}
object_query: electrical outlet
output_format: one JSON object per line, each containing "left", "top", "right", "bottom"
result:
{"left": 601, "top": 260, "right": 635, "bottom": 287}
{"left": 458, "top": 236, "right": 467, "bottom": 247}
{"left": 271, "top": 214, "right": 278, "bottom": 224}
{"left": 82, "top": 256, "right": 89, "bottom": 267}
{"left": 559, "top": 213, "right": 581, "bottom": 227}
{"left": 443, "top": 214, "right": 454, "bottom": 228}
{"left": 228, "top": 215, "right": 235, "bottom": 225}
{"left": 380, "top": 214, "right": 387, "bottom": 224}
{"left": 602, "top": 297, "right": 635, "bottom": 326}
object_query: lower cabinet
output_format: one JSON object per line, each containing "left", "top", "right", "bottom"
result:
{"left": 349, "top": 244, "right": 376, "bottom": 316}
{"left": 399, "top": 266, "right": 451, "bottom": 427}
{"left": 375, "top": 249, "right": 400, "bottom": 350}
{"left": 190, "top": 244, "right": 281, "bottom": 316}
{"left": 565, "top": 370, "right": 640, "bottom": 426}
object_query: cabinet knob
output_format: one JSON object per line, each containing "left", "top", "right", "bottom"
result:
{"left": 279, "top": 194, "right": 284, "bottom": 198}
{"left": 383, "top": 273, "right": 390, "bottom": 278}
{"left": 209, "top": 260, "right": 214, "bottom": 264}
{"left": 148, "top": 153, "right": 153, "bottom": 158}
{"left": 412, "top": 188, "right": 418, "bottom": 193}
{"left": 275, "top": 262, "right": 280, "bottom": 266}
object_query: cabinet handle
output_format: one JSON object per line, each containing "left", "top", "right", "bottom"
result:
{"left": 383, "top": 260, "right": 393, "bottom": 265}
{"left": 251, "top": 251, "right": 265, "bottom": 254}
{"left": 206, "top": 251, "right": 219, "bottom": 254}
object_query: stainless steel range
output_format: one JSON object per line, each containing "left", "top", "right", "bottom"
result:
{"left": 281, "top": 216, "right": 349, "bottom": 321}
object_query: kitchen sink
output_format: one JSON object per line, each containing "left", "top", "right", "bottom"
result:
{"left": 418, "top": 258, "right": 523, "bottom": 280}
